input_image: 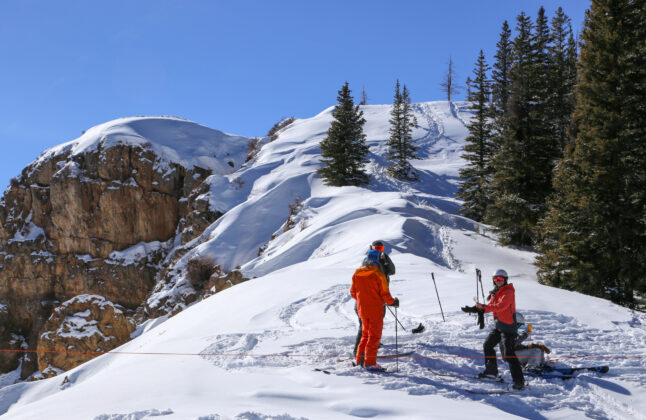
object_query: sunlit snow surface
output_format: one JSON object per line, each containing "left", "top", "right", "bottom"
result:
{"left": 1, "top": 104, "right": 644, "bottom": 419}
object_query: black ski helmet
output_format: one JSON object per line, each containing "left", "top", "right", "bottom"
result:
{"left": 371, "top": 240, "right": 385, "bottom": 252}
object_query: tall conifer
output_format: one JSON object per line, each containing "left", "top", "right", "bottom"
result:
{"left": 458, "top": 51, "right": 494, "bottom": 221}
{"left": 485, "top": 12, "right": 538, "bottom": 245}
{"left": 548, "top": 7, "right": 578, "bottom": 152}
{"left": 387, "top": 80, "right": 419, "bottom": 180}
{"left": 537, "top": 0, "right": 646, "bottom": 305}
{"left": 318, "top": 82, "right": 370, "bottom": 186}
{"left": 491, "top": 21, "right": 513, "bottom": 154}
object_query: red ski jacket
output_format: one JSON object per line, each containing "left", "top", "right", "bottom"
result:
{"left": 483, "top": 283, "right": 516, "bottom": 329}
{"left": 350, "top": 265, "right": 395, "bottom": 319}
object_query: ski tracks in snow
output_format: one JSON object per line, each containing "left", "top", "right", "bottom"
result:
{"left": 199, "top": 290, "right": 646, "bottom": 420}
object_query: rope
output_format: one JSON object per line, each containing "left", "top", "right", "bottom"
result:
{"left": 1, "top": 348, "right": 644, "bottom": 360}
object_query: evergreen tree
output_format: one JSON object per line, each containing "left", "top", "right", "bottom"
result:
{"left": 458, "top": 50, "right": 494, "bottom": 221}
{"left": 387, "top": 80, "right": 419, "bottom": 180}
{"left": 547, "top": 7, "right": 578, "bottom": 152}
{"left": 318, "top": 82, "right": 370, "bottom": 186}
{"left": 537, "top": 0, "right": 646, "bottom": 305}
{"left": 485, "top": 12, "right": 539, "bottom": 245}
{"left": 529, "top": 6, "right": 560, "bottom": 209}
{"left": 465, "top": 76, "right": 473, "bottom": 99}
{"left": 491, "top": 20, "right": 513, "bottom": 152}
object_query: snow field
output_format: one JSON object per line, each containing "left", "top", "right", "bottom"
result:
{"left": 1, "top": 102, "right": 644, "bottom": 419}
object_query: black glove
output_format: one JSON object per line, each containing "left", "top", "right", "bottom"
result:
{"left": 461, "top": 305, "right": 478, "bottom": 313}
{"left": 477, "top": 309, "right": 485, "bottom": 329}
{"left": 391, "top": 297, "right": 399, "bottom": 308}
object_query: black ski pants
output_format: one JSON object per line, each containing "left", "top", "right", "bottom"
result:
{"left": 483, "top": 328, "right": 525, "bottom": 386}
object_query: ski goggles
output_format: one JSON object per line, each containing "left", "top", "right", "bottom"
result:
{"left": 493, "top": 276, "right": 506, "bottom": 282}
{"left": 373, "top": 245, "right": 384, "bottom": 252}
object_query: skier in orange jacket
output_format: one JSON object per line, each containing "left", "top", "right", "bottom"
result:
{"left": 350, "top": 249, "right": 398, "bottom": 370}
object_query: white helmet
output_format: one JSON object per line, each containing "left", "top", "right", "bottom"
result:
{"left": 516, "top": 312, "right": 525, "bottom": 326}
{"left": 493, "top": 269, "right": 508, "bottom": 279}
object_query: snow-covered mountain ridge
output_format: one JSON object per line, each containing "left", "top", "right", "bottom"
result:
{"left": 0, "top": 102, "right": 645, "bottom": 419}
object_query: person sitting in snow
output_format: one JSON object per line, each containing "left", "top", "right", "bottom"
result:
{"left": 475, "top": 269, "right": 526, "bottom": 390}
{"left": 353, "top": 240, "right": 396, "bottom": 357}
{"left": 350, "top": 248, "right": 399, "bottom": 371}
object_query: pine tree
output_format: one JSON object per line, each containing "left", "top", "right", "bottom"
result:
{"left": 318, "top": 82, "right": 370, "bottom": 186}
{"left": 387, "top": 80, "right": 419, "bottom": 180}
{"left": 537, "top": 0, "right": 646, "bottom": 305}
{"left": 458, "top": 50, "right": 494, "bottom": 221}
{"left": 491, "top": 21, "right": 513, "bottom": 126}
{"left": 491, "top": 20, "right": 513, "bottom": 153}
{"left": 485, "top": 12, "right": 538, "bottom": 246}
{"left": 529, "top": 6, "right": 560, "bottom": 208}
{"left": 465, "top": 76, "right": 472, "bottom": 99}
{"left": 547, "top": 7, "right": 578, "bottom": 152}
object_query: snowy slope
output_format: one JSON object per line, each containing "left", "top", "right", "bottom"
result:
{"left": 1, "top": 103, "right": 645, "bottom": 420}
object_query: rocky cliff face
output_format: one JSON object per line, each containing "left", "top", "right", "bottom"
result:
{"left": 0, "top": 117, "right": 250, "bottom": 379}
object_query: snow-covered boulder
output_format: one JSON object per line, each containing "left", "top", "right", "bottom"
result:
{"left": 36, "top": 295, "right": 135, "bottom": 377}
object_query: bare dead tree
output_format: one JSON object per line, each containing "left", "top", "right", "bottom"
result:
{"left": 440, "top": 56, "right": 462, "bottom": 102}
{"left": 360, "top": 85, "right": 369, "bottom": 105}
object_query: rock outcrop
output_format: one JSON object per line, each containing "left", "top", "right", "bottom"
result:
{"left": 37, "top": 295, "right": 135, "bottom": 377}
{"left": 0, "top": 117, "right": 250, "bottom": 378}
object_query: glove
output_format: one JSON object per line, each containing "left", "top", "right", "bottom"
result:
{"left": 461, "top": 305, "right": 478, "bottom": 313}
{"left": 477, "top": 309, "right": 485, "bottom": 329}
{"left": 391, "top": 297, "right": 399, "bottom": 308}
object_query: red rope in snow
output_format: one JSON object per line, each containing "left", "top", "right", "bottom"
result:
{"left": 1, "top": 348, "right": 645, "bottom": 360}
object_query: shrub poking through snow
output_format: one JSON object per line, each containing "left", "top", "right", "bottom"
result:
{"left": 267, "top": 117, "right": 296, "bottom": 142}
{"left": 186, "top": 256, "right": 221, "bottom": 290}
{"left": 284, "top": 196, "right": 303, "bottom": 232}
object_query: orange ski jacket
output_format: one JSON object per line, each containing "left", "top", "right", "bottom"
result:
{"left": 350, "top": 265, "right": 395, "bottom": 319}
{"left": 483, "top": 283, "right": 516, "bottom": 328}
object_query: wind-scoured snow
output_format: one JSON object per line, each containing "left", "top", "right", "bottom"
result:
{"left": 33, "top": 116, "right": 251, "bottom": 176}
{"left": 0, "top": 102, "right": 644, "bottom": 419}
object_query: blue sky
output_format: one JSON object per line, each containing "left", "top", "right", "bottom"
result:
{"left": 0, "top": 0, "right": 590, "bottom": 192}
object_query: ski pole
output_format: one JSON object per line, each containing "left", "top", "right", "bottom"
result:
{"left": 476, "top": 268, "right": 480, "bottom": 303}
{"left": 431, "top": 272, "right": 446, "bottom": 322}
{"left": 386, "top": 305, "right": 407, "bottom": 332}
{"left": 476, "top": 268, "right": 486, "bottom": 326}
{"left": 477, "top": 269, "right": 485, "bottom": 303}
{"left": 395, "top": 306, "right": 399, "bottom": 372}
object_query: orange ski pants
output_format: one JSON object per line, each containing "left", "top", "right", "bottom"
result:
{"left": 355, "top": 315, "right": 383, "bottom": 367}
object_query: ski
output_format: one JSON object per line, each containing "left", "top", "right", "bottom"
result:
{"left": 542, "top": 365, "right": 609, "bottom": 375}
{"left": 526, "top": 364, "right": 609, "bottom": 380}
{"left": 426, "top": 368, "right": 504, "bottom": 383}
{"left": 473, "top": 374, "right": 505, "bottom": 383}
{"left": 365, "top": 366, "right": 388, "bottom": 373}
{"left": 526, "top": 370, "right": 574, "bottom": 380}
{"left": 377, "top": 351, "right": 415, "bottom": 358}
{"left": 313, "top": 368, "right": 332, "bottom": 375}
{"left": 464, "top": 388, "right": 512, "bottom": 395}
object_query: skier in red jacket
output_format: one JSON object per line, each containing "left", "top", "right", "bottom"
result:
{"left": 350, "top": 249, "right": 398, "bottom": 371}
{"left": 476, "top": 269, "right": 526, "bottom": 389}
